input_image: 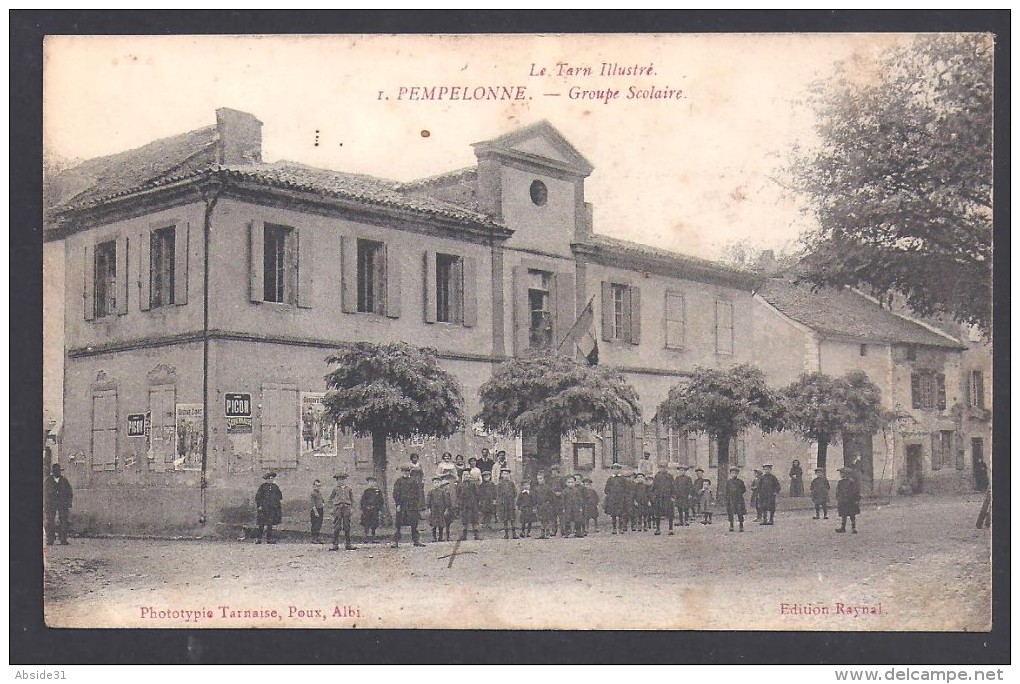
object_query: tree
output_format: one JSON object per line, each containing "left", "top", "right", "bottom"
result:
{"left": 781, "top": 371, "right": 887, "bottom": 469}
{"left": 658, "top": 364, "right": 783, "bottom": 496}
{"left": 322, "top": 342, "right": 465, "bottom": 522}
{"left": 475, "top": 354, "right": 641, "bottom": 472}
{"left": 794, "top": 34, "right": 993, "bottom": 332}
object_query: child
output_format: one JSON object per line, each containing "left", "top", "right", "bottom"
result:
{"left": 517, "top": 481, "right": 537, "bottom": 538}
{"left": 699, "top": 479, "right": 714, "bottom": 524}
{"left": 725, "top": 467, "right": 746, "bottom": 532}
{"left": 631, "top": 472, "right": 649, "bottom": 531}
{"left": 426, "top": 476, "right": 450, "bottom": 542}
{"left": 496, "top": 467, "right": 518, "bottom": 539}
{"left": 582, "top": 477, "right": 600, "bottom": 533}
{"left": 478, "top": 471, "right": 497, "bottom": 528}
{"left": 561, "top": 475, "right": 585, "bottom": 537}
{"left": 810, "top": 468, "right": 830, "bottom": 520}
{"left": 533, "top": 471, "right": 555, "bottom": 540}
{"left": 441, "top": 474, "right": 457, "bottom": 541}
{"left": 309, "top": 479, "right": 325, "bottom": 544}
{"left": 835, "top": 467, "right": 861, "bottom": 534}
{"left": 359, "top": 476, "right": 384, "bottom": 542}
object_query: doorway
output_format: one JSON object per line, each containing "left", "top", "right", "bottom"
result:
{"left": 971, "top": 438, "right": 988, "bottom": 491}
{"left": 905, "top": 444, "right": 923, "bottom": 494}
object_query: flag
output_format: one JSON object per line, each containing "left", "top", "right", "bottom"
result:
{"left": 556, "top": 295, "right": 599, "bottom": 366}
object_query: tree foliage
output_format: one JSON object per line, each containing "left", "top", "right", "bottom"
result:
{"left": 781, "top": 371, "right": 888, "bottom": 468}
{"left": 322, "top": 342, "right": 465, "bottom": 441}
{"left": 475, "top": 354, "right": 641, "bottom": 437}
{"left": 795, "top": 34, "right": 993, "bottom": 331}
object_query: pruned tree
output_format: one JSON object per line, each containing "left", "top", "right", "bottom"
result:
{"left": 323, "top": 342, "right": 465, "bottom": 522}
{"left": 793, "top": 34, "right": 993, "bottom": 332}
{"left": 658, "top": 364, "right": 784, "bottom": 496}
{"left": 475, "top": 354, "right": 641, "bottom": 472}
{"left": 782, "top": 370, "right": 888, "bottom": 469}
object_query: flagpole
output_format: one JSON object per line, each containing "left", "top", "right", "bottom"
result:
{"left": 555, "top": 294, "right": 597, "bottom": 353}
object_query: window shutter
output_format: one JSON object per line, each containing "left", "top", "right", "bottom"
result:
{"left": 629, "top": 285, "right": 642, "bottom": 345}
{"left": 84, "top": 244, "right": 96, "bottom": 321}
{"left": 280, "top": 387, "right": 299, "bottom": 468}
{"left": 975, "top": 372, "right": 985, "bottom": 409}
{"left": 116, "top": 235, "right": 129, "bottom": 315}
{"left": 964, "top": 372, "right": 971, "bottom": 406}
{"left": 600, "top": 281, "right": 613, "bottom": 341}
{"left": 936, "top": 374, "right": 946, "bottom": 411}
{"left": 384, "top": 242, "right": 401, "bottom": 318}
{"left": 930, "top": 433, "right": 940, "bottom": 469}
{"left": 139, "top": 230, "right": 152, "bottom": 311}
{"left": 910, "top": 374, "right": 921, "bottom": 409}
{"left": 249, "top": 221, "right": 264, "bottom": 303}
{"left": 462, "top": 255, "right": 478, "bottom": 328}
{"left": 631, "top": 421, "right": 644, "bottom": 466}
{"left": 174, "top": 222, "right": 189, "bottom": 306}
{"left": 554, "top": 271, "right": 575, "bottom": 346}
{"left": 512, "top": 265, "right": 529, "bottom": 356}
{"left": 297, "top": 228, "right": 313, "bottom": 309}
{"left": 423, "top": 250, "right": 437, "bottom": 323}
{"left": 340, "top": 235, "right": 357, "bottom": 313}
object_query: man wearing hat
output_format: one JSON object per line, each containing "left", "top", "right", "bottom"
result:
{"left": 603, "top": 463, "right": 627, "bottom": 534}
{"left": 835, "top": 467, "right": 861, "bottom": 534}
{"left": 495, "top": 467, "right": 518, "bottom": 539}
{"left": 254, "top": 472, "right": 283, "bottom": 544}
{"left": 393, "top": 465, "right": 426, "bottom": 547}
{"left": 329, "top": 472, "right": 356, "bottom": 551}
{"left": 758, "top": 464, "right": 781, "bottom": 525}
{"left": 651, "top": 464, "right": 676, "bottom": 535}
{"left": 724, "top": 466, "right": 747, "bottom": 532}
{"left": 674, "top": 465, "right": 695, "bottom": 527}
{"left": 750, "top": 468, "right": 764, "bottom": 522}
{"left": 359, "top": 476, "right": 384, "bottom": 542}
{"left": 44, "top": 463, "right": 73, "bottom": 545}
{"left": 691, "top": 468, "right": 708, "bottom": 517}
{"left": 810, "top": 468, "right": 831, "bottom": 520}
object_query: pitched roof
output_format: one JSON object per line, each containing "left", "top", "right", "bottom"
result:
{"left": 758, "top": 279, "right": 964, "bottom": 349}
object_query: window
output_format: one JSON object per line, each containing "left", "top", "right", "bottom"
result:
{"left": 715, "top": 300, "right": 734, "bottom": 355}
{"left": 600, "top": 281, "right": 641, "bottom": 344}
{"left": 436, "top": 253, "right": 464, "bottom": 324}
{"left": 263, "top": 224, "right": 294, "bottom": 303}
{"left": 91, "top": 390, "right": 118, "bottom": 471}
{"left": 573, "top": 443, "right": 596, "bottom": 470}
{"left": 968, "top": 371, "right": 986, "bottom": 409}
{"left": 932, "top": 430, "right": 953, "bottom": 470}
{"left": 357, "top": 239, "right": 386, "bottom": 314}
{"left": 665, "top": 292, "right": 686, "bottom": 349}
{"left": 529, "top": 180, "right": 548, "bottom": 206}
{"left": 150, "top": 227, "right": 176, "bottom": 308}
{"left": 528, "top": 269, "right": 554, "bottom": 349}
{"left": 662, "top": 427, "right": 694, "bottom": 466}
{"left": 708, "top": 435, "right": 745, "bottom": 467}
{"left": 94, "top": 240, "right": 118, "bottom": 317}
{"left": 911, "top": 372, "right": 946, "bottom": 410}
{"left": 604, "top": 422, "right": 635, "bottom": 467}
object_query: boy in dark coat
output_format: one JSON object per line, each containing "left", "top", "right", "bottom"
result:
{"left": 835, "top": 467, "right": 861, "bottom": 534}
{"left": 631, "top": 473, "right": 650, "bottom": 531}
{"left": 549, "top": 465, "right": 567, "bottom": 536}
{"left": 533, "top": 471, "right": 556, "bottom": 539}
{"left": 478, "top": 471, "right": 498, "bottom": 528}
{"left": 255, "top": 472, "right": 283, "bottom": 544}
{"left": 692, "top": 468, "right": 708, "bottom": 516}
{"left": 561, "top": 475, "right": 586, "bottom": 537}
{"left": 440, "top": 474, "right": 457, "bottom": 540}
{"left": 426, "top": 476, "right": 451, "bottom": 542}
{"left": 44, "top": 463, "right": 73, "bottom": 545}
{"left": 651, "top": 465, "right": 675, "bottom": 536}
{"left": 603, "top": 463, "right": 628, "bottom": 534}
{"left": 329, "top": 472, "right": 356, "bottom": 551}
{"left": 582, "top": 477, "right": 600, "bottom": 534}
{"left": 674, "top": 466, "right": 694, "bottom": 527}
{"left": 458, "top": 471, "right": 482, "bottom": 541}
{"left": 517, "top": 481, "right": 537, "bottom": 538}
{"left": 724, "top": 467, "right": 747, "bottom": 532}
{"left": 810, "top": 468, "right": 831, "bottom": 520}
{"left": 496, "top": 468, "right": 518, "bottom": 539}
{"left": 393, "top": 466, "right": 426, "bottom": 547}
{"left": 359, "top": 476, "right": 384, "bottom": 541}
{"left": 758, "top": 464, "right": 781, "bottom": 526}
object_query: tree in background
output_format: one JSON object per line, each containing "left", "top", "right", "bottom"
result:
{"left": 658, "top": 364, "right": 784, "bottom": 496}
{"left": 794, "top": 34, "right": 993, "bottom": 332}
{"left": 323, "top": 342, "right": 465, "bottom": 524}
{"left": 476, "top": 354, "right": 641, "bottom": 475}
{"left": 782, "top": 371, "right": 887, "bottom": 470}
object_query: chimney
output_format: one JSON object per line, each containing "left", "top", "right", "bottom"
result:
{"left": 215, "top": 108, "right": 263, "bottom": 165}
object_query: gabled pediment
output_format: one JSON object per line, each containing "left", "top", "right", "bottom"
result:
{"left": 472, "top": 120, "right": 594, "bottom": 176}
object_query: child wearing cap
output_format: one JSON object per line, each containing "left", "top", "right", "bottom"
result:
{"left": 495, "top": 468, "right": 518, "bottom": 539}
{"left": 674, "top": 466, "right": 694, "bottom": 528}
{"left": 426, "top": 476, "right": 451, "bottom": 543}
{"left": 604, "top": 464, "right": 628, "bottom": 535}
{"left": 329, "top": 473, "right": 356, "bottom": 551}
{"left": 359, "top": 476, "right": 384, "bottom": 542}
{"left": 254, "top": 472, "right": 283, "bottom": 545}
{"left": 562, "top": 475, "right": 585, "bottom": 538}
{"left": 478, "top": 471, "right": 498, "bottom": 529}
{"left": 725, "top": 467, "right": 747, "bottom": 532}
{"left": 533, "top": 471, "right": 556, "bottom": 540}
{"left": 698, "top": 478, "right": 714, "bottom": 524}
{"left": 835, "top": 468, "right": 861, "bottom": 534}
{"left": 582, "top": 477, "right": 600, "bottom": 534}
{"left": 631, "top": 473, "right": 650, "bottom": 532}
{"left": 810, "top": 468, "right": 831, "bottom": 520}
{"left": 517, "top": 481, "right": 536, "bottom": 538}
{"left": 458, "top": 470, "right": 482, "bottom": 541}
{"left": 692, "top": 468, "right": 708, "bottom": 517}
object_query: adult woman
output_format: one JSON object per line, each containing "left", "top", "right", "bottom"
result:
{"left": 789, "top": 460, "right": 804, "bottom": 497}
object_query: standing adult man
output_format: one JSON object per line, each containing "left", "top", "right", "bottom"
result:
{"left": 477, "top": 448, "right": 496, "bottom": 476}
{"left": 44, "top": 463, "right": 73, "bottom": 546}
{"left": 835, "top": 467, "right": 861, "bottom": 534}
{"left": 638, "top": 451, "right": 656, "bottom": 478}
{"left": 758, "top": 464, "right": 781, "bottom": 526}
{"left": 393, "top": 465, "right": 426, "bottom": 548}
{"left": 725, "top": 466, "right": 747, "bottom": 532}
{"left": 674, "top": 465, "right": 695, "bottom": 527}
{"left": 651, "top": 464, "right": 676, "bottom": 536}
{"left": 329, "top": 472, "right": 356, "bottom": 551}
{"left": 255, "top": 472, "right": 283, "bottom": 544}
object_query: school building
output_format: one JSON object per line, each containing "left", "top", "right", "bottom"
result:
{"left": 44, "top": 108, "right": 986, "bottom": 535}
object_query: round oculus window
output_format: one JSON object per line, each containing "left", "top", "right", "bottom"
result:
{"left": 529, "top": 180, "right": 548, "bottom": 206}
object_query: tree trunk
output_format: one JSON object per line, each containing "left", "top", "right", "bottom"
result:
{"left": 372, "top": 429, "right": 393, "bottom": 527}
{"left": 716, "top": 433, "right": 730, "bottom": 500}
{"left": 817, "top": 439, "right": 829, "bottom": 471}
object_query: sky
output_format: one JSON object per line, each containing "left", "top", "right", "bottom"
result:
{"left": 41, "top": 33, "right": 911, "bottom": 422}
